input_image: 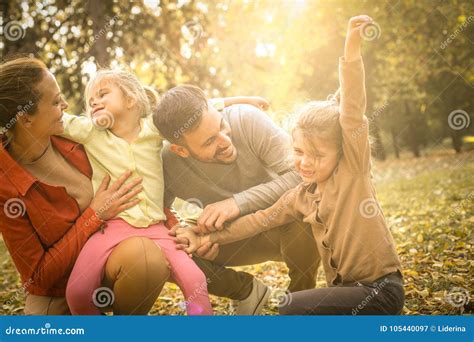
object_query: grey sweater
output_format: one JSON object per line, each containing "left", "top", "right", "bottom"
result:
{"left": 162, "top": 104, "right": 301, "bottom": 215}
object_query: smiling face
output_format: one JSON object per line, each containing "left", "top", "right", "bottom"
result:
{"left": 25, "top": 71, "right": 68, "bottom": 138}
{"left": 292, "top": 129, "right": 340, "bottom": 184}
{"left": 179, "top": 105, "right": 237, "bottom": 164}
{"left": 86, "top": 79, "right": 134, "bottom": 125}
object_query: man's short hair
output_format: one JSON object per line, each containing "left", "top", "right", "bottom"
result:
{"left": 153, "top": 84, "right": 208, "bottom": 143}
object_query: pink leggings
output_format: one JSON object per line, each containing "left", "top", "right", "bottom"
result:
{"left": 66, "top": 219, "right": 212, "bottom": 315}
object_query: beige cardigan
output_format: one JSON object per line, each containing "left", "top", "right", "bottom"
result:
{"left": 204, "top": 57, "right": 402, "bottom": 286}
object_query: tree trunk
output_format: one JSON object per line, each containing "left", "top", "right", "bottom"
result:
{"left": 87, "top": 0, "right": 110, "bottom": 67}
{"left": 391, "top": 126, "right": 400, "bottom": 159}
{"left": 370, "top": 118, "right": 386, "bottom": 161}
{"left": 450, "top": 131, "right": 463, "bottom": 153}
{"left": 404, "top": 101, "right": 421, "bottom": 158}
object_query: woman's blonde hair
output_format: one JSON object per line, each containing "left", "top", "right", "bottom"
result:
{"left": 293, "top": 89, "right": 342, "bottom": 152}
{"left": 85, "top": 69, "right": 153, "bottom": 117}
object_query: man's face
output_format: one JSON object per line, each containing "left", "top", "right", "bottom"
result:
{"left": 179, "top": 105, "right": 237, "bottom": 164}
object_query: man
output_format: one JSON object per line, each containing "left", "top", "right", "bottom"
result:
{"left": 154, "top": 85, "right": 319, "bottom": 315}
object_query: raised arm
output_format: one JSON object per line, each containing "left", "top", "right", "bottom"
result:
{"left": 340, "top": 15, "right": 371, "bottom": 124}
{"left": 339, "top": 15, "right": 373, "bottom": 172}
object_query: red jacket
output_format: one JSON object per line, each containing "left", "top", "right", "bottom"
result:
{"left": 0, "top": 136, "right": 178, "bottom": 297}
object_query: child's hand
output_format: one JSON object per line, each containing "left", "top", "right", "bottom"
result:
{"left": 344, "top": 15, "right": 375, "bottom": 62}
{"left": 175, "top": 227, "right": 202, "bottom": 254}
{"left": 246, "top": 96, "right": 270, "bottom": 111}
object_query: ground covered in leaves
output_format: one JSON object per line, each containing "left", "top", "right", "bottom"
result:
{"left": 1, "top": 150, "right": 472, "bottom": 315}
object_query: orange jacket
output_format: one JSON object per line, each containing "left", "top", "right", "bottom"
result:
{"left": 0, "top": 136, "right": 178, "bottom": 296}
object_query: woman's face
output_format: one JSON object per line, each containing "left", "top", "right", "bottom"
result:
{"left": 292, "top": 129, "right": 340, "bottom": 184}
{"left": 23, "top": 71, "right": 68, "bottom": 138}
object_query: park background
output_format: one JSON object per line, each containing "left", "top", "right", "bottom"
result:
{"left": 0, "top": 0, "right": 472, "bottom": 315}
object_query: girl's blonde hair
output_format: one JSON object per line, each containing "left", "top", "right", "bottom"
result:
{"left": 85, "top": 70, "right": 153, "bottom": 117}
{"left": 293, "top": 89, "right": 342, "bottom": 152}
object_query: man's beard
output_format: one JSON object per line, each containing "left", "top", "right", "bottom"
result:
{"left": 188, "top": 145, "right": 238, "bottom": 165}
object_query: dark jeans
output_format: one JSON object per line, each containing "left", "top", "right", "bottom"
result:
{"left": 192, "top": 220, "right": 320, "bottom": 300}
{"left": 279, "top": 272, "right": 405, "bottom": 315}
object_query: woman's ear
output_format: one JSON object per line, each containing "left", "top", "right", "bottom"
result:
{"left": 170, "top": 143, "right": 190, "bottom": 158}
{"left": 17, "top": 113, "right": 34, "bottom": 128}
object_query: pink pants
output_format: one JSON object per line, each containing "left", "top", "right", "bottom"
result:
{"left": 66, "top": 219, "right": 212, "bottom": 315}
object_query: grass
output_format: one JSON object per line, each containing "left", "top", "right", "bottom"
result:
{"left": 1, "top": 149, "right": 472, "bottom": 315}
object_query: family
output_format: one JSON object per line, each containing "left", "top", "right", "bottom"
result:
{"left": 0, "top": 15, "right": 404, "bottom": 316}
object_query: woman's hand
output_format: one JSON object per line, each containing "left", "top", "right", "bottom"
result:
{"left": 90, "top": 170, "right": 143, "bottom": 221}
{"left": 344, "top": 15, "right": 375, "bottom": 62}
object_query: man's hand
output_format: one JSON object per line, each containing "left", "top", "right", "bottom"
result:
{"left": 344, "top": 15, "right": 374, "bottom": 62}
{"left": 196, "top": 197, "right": 240, "bottom": 234}
{"left": 195, "top": 242, "right": 220, "bottom": 261}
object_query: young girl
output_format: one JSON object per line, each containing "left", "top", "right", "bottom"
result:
{"left": 60, "top": 69, "right": 268, "bottom": 315}
{"left": 175, "top": 15, "right": 405, "bottom": 315}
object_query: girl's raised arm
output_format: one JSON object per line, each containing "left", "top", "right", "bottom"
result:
{"left": 339, "top": 16, "right": 374, "bottom": 172}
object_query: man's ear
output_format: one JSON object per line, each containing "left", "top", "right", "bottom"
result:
{"left": 170, "top": 143, "right": 190, "bottom": 158}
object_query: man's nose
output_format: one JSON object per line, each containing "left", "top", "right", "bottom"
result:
{"left": 217, "top": 132, "right": 232, "bottom": 147}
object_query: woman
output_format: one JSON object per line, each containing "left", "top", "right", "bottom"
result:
{"left": 0, "top": 56, "right": 176, "bottom": 315}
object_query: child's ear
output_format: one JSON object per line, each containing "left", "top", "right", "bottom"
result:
{"left": 126, "top": 95, "right": 137, "bottom": 109}
{"left": 170, "top": 144, "right": 190, "bottom": 158}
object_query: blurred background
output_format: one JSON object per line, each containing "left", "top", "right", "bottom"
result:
{"left": 0, "top": 0, "right": 472, "bottom": 315}
{"left": 1, "top": 0, "right": 473, "bottom": 157}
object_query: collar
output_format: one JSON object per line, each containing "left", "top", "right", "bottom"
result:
{"left": 0, "top": 135, "right": 91, "bottom": 196}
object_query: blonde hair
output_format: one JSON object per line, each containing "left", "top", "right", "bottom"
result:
{"left": 143, "top": 85, "right": 160, "bottom": 112}
{"left": 85, "top": 69, "right": 152, "bottom": 117}
{"left": 293, "top": 89, "right": 342, "bottom": 152}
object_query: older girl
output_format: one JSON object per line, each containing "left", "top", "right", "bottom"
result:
{"left": 176, "top": 15, "right": 405, "bottom": 315}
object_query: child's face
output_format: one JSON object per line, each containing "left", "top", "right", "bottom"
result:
{"left": 292, "top": 129, "right": 340, "bottom": 184}
{"left": 87, "top": 80, "right": 133, "bottom": 125}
